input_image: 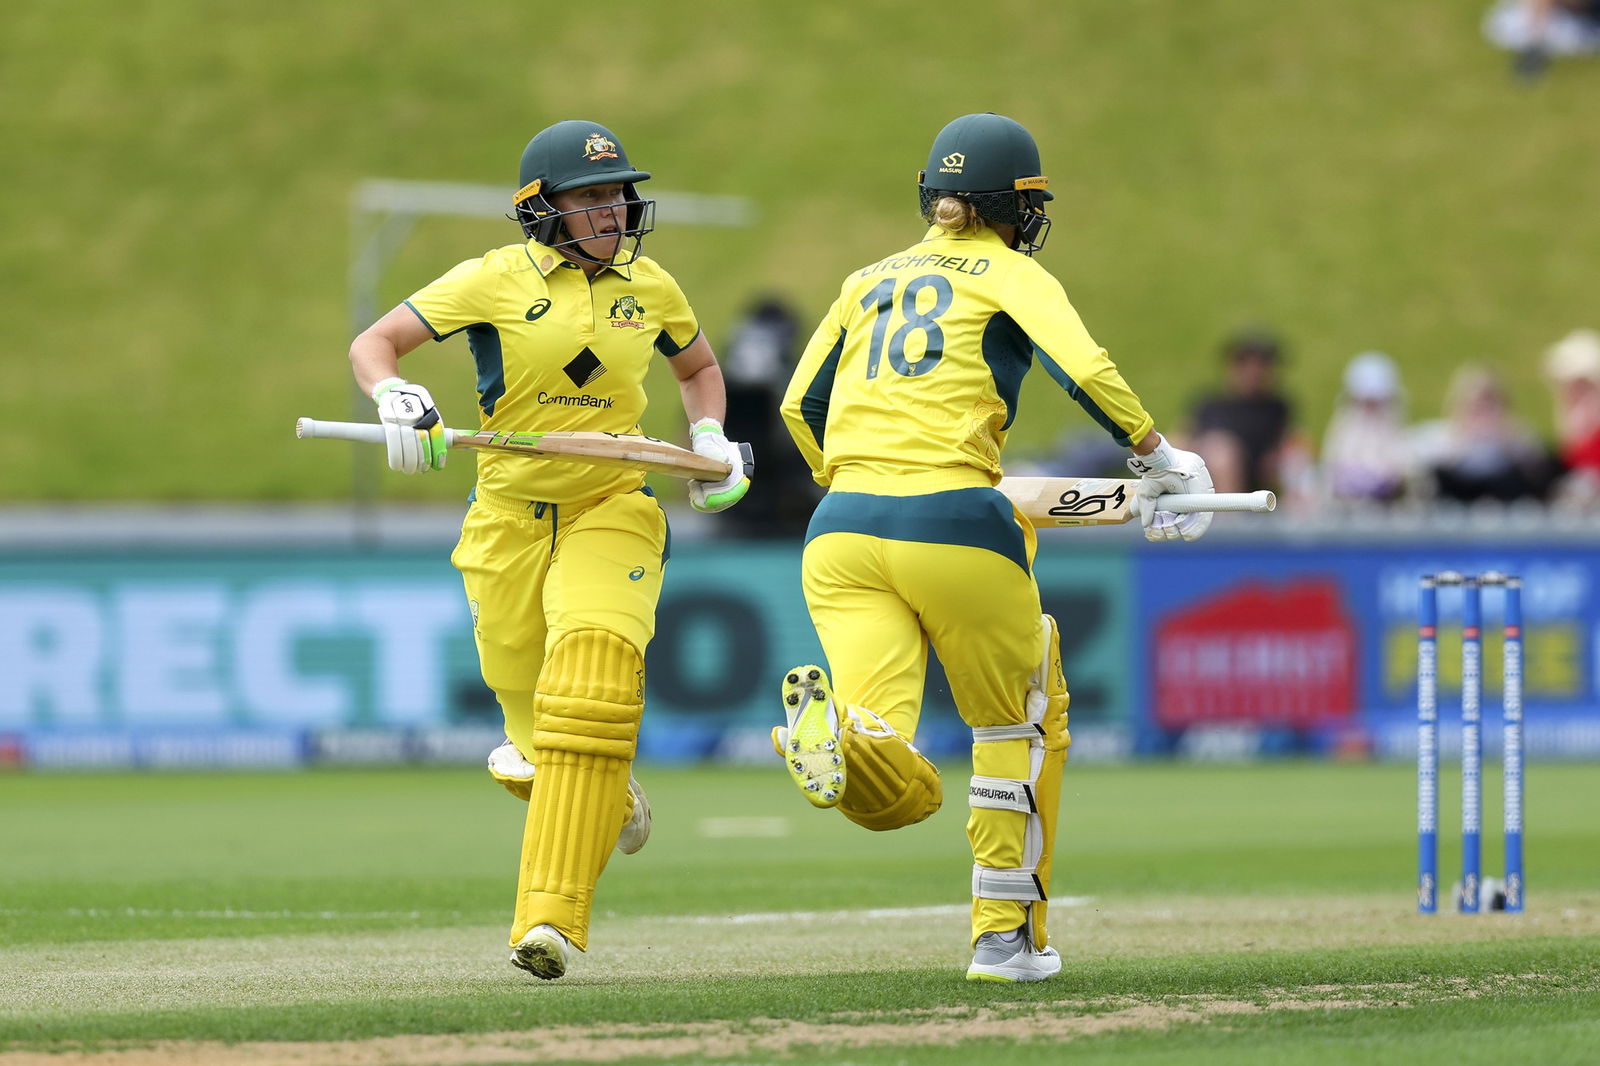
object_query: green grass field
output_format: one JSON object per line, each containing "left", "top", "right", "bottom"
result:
{"left": 3, "top": 761, "right": 1597, "bottom": 1064}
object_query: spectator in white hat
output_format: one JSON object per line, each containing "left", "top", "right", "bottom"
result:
{"left": 1319, "top": 351, "right": 1417, "bottom": 505}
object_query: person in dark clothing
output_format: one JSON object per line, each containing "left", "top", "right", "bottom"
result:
{"left": 1186, "top": 331, "right": 1302, "bottom": 496}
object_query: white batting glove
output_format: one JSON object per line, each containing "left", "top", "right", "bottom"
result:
{"left": 687, "top": 417, "right": 751, "bottom": 513}
{"left": 1127, "top": 438, "right": 1215, "bottom": 542}
{"left": 372, "top": 377, "right": 446, "bottom": 474}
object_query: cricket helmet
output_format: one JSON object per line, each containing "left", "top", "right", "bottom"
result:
{"left": 512, "top": 120, "right": 655, "bottom": 262}
{"left": 917, "top": 113, "right": 1053, "bottom": 255}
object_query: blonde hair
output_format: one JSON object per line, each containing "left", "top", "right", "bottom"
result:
{"left": 929, "top": 195, "right": 984, "bottom": 236}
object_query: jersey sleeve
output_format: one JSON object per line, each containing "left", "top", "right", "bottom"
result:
{"left": 780, "top": 294, "right": 847, "bottom": 486}
{"left": 404, "top": 257, "right": 501, "bottom": 340}
{"left": 650, "top": 266, "right": 702, "bottom": 357}
{"left": 1004, "top": 261, "right": 1155, "bottom": 448}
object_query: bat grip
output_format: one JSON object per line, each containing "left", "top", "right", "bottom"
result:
{"left": 295, "top": 418, "right": 456, "bottom": 448}
{"left": 1151, "top": 490, "right": 1277, "bottom": 514}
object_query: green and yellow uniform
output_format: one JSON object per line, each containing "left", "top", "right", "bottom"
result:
{"left": 780, "top": 224, "right": 1154, "bottom": 948}
{"left": 406, "top": 239, "right": 701, "bottom": 949}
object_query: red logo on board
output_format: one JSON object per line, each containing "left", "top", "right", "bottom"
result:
{"left": 1154, "top": 579, "right": 1357, "bottom": 729}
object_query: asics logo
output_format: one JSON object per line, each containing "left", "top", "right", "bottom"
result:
{"left": 525, "top": 299, "right": 552, "bottom": 321}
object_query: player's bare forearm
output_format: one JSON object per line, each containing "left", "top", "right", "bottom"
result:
{"left": 670, "top": 336, "right": 728, "bottom": 426}
{"left": 350, "top": 305, "right": 433, "bottom": 395}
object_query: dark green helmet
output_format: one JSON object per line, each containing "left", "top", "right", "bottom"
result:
{"left": 512, "top": 120, "right": 654, "bottom": 261}
{"left": 917, "top": 113, "right": 1053, "bottom": 255}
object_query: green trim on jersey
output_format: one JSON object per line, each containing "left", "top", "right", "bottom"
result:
{"left": 465, "top": 323, "right": 507, "bottom": 416}
{"left": 800, "top": 330, "right": 846, "bottom": 449}
{"left": 655, "top": 326, "right": 700, "bottom": 357}
{"left": 1037, "top": 349, "right": 1135, "bottom": 447}
{"left": 805, "top": 488, "right": 1029, "bottom": 573}
{"left": 980, "top": 312, "right": 1033, "bottom": 431}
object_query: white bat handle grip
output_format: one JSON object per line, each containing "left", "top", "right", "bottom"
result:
{"left": 1151, "top": 490, "right": 1277, "bottom": 514}
{"left": 295, "top": 418, "right": 454, "bottom": 447}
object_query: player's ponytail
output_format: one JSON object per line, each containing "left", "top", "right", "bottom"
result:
{"left": 930, "top": 195, "right": 983, "bottom": 236}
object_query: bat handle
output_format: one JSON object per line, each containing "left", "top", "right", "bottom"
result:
{"left": 1152, "top": 490, "right": 1277, "bottom": 514}
{"left": 295, "top": 418, "right": 456, "bottom": 448}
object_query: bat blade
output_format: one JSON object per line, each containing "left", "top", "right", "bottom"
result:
{"left": 1000, "top": 477, "right": 1277, "bottom": 528}
{"left": 295, "top": 418, "right": 731, "bottom": 481}
{"left": 999, "top": 477, "right": 1141, "bottom": 526}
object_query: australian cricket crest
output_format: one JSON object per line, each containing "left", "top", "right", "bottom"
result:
{"left": 608, "top": 294, "right": 648, "bottom": 329}
{"left": 583, "top": 132, "right": 619, "bottom": 161}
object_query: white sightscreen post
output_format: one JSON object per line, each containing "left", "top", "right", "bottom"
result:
{"left": 345, "top": 179, "right": 754, "bottom": 542}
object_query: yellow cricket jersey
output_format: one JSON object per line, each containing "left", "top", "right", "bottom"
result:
{"left": 781, "top": 226, "right": 1154, "bottom": 495}
{"left": 405, "top": 240, "right": 701, "bottom": 504}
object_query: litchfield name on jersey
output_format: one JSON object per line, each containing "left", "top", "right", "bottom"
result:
{"left": 537, "top": 392, "right": 616, "bottom": 408}
{"left": 858, "top": 252, "right": 991, "bottom": 278}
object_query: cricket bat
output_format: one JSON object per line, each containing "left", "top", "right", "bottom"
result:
{"left": 1000, "top": 476, "right": 1276, "bottom": 527}
{"left": 298, "top": 420, "right": 1274, "bottom": 526}
{"left": 295, "top": 418, "right": 747, "bottom": 481}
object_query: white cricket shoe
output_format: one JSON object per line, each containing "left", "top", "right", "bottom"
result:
{"left": 510, "top": 923, "right": 570, "bottom": 980}
{"left": 965, "top": 927, "right": 1062, "bottom": 983}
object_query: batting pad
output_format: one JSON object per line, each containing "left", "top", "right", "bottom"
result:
{"left": 968, "top": 614, "right": 1071, "bottom": 949}
{"left": 513, "top": 628, "right": 644, "bottom": 952}
{"left": 837, "top": 708, "right": 943, "bottom": 831}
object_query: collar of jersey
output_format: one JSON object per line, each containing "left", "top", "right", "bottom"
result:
{"left": 920, "top": 225, "right": 1009, "bottom": 248}
{"left": 523, "top": 240, "right": 627, "bottom": 279}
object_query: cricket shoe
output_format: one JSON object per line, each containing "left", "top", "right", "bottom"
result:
{"left": 774, "top": 664, "right": 845, "bottom": 808}
{"left": 487, "top": 739, "right": 651, "bottom": 855}
{"left": 510, "top": 923, "right": 570, "bottom": 980}
{"left": 966, "top": 926, "right": 1062, "bottom": 983}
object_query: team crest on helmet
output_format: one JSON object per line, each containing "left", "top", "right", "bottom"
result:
{"left": 583, "top": 133, "right": 620, "bottom": 161}
{"left": 940, "top": 152, "right": 966, "bottom": 172}
{"left": 608, "top": 295, "right": 648, "bottom": 329}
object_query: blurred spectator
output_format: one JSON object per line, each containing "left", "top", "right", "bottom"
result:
{"left": 1411, "top": 364, "right": 1555, "bottom": 503}
{"left": 1320, "top": 351, "right": 1416, "bottom": 505}
{"left": 1483, "top": 0, "right": 1600, "bottom": 79}
{"left": 717, "top": 295, "right": 820, "bottom": 537}
{"left": 1185, "top": 330, "right": 1314, "bottom": 500}
{"left": 1543, "top": 328, "right": 1600, "bottom": 504}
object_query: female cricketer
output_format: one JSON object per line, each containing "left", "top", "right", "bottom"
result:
{"left": 347, "top": 119, "right": 751, "bottom": 980}
{"left": 774, "top": 113, "right": 1213, "bottom": 982}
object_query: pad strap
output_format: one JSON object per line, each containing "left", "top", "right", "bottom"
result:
{"left": 972, "top": 723, "right": 1045, "bottom": 744}
{"left": 968, "top": 775, "right": 1037, "bottom": 813}
{"left": 972, "top": 865, "right": 1046, "bottom": 901}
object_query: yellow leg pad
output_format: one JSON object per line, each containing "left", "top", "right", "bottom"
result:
{"left": 1027, "top": 744, "right": 1067, "bottom": 948}
{"left": 512, "top": 748, "right": 629, "bottom": 952}
{"left": 512, "top": 629, "right": 644, "bottom": 952}
{"left": 530, "top": 628, "right": 645, "bottom": 761}
{"left": 837, "top": 713, "right": 943, "bottom": 832}
{"left": 1038, "top": 614, "right": 1072, "bottom": 755}
{"left": 968, "top": 736, "right": 1035, "bottom": 936}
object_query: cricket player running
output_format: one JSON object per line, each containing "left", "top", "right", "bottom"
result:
{"left": 775, "top": 113, "right": 1213, "bottom": 982}
{"left": 347, "top": 120, "right": 751, "bottom": 979}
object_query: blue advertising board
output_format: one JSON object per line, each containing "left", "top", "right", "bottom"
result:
{"left": 1134, "top": 543, "right": 1600, "bottom": 756}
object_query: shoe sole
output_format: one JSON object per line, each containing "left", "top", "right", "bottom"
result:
{"left": 780, "top": 665, "right": 845, "bottom": 809}
{"left": 510, "top": 930, "right": 567, "bottom": 980}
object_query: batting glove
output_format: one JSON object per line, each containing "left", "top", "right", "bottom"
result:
{"left": 1127, "top": 438, "right": 1214, "bottom": 542}
{"left": 372, "top": 377, "right": 446, "bottom": 474}
{"left": 687, "top": 417, "right": 751, "bottom": 513}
